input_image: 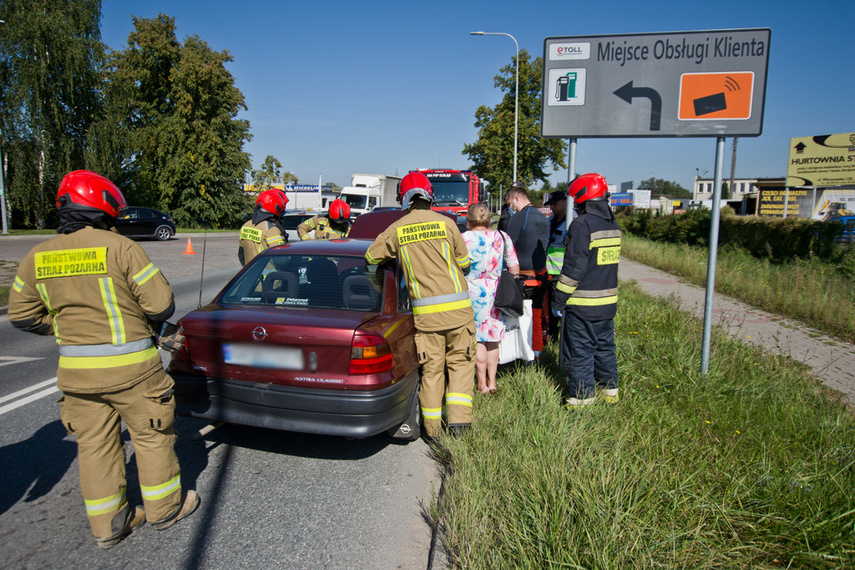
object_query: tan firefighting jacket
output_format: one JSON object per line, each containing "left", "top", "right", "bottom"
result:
{"left": 239, "top": 219, "right": 285, "bottom": 264}
{"left": 297, "top": 215, "right": 349, "bottom": 240}
{"left": 9, "top": 227, "right": 175, "bottom": 393}
{"left": 365, "top": 206, "right": 473, "bottom": 332}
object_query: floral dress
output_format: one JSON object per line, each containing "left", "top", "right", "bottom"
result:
{"left": 463, "top": 229, "right": 519, "bottom": 342}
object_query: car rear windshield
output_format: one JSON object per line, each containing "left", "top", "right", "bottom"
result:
{"left": 280, "top": 214, "right": 313, "bottom": 230}
{"left": 219, "top": 254, "right": 383, "bottom": 312}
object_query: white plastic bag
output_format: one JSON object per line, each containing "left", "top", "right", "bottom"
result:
{"left": 498, "top": 300, "right": 534, "bottom": 364}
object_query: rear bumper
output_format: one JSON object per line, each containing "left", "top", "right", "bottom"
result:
{"left": 172, "top": 371, "right": 419, "bottom": 439}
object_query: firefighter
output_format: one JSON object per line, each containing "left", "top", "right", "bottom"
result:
{"left": 238, "top": 189, "right": 287, "bottom": 266}
{"left": 8, "top": 170, "right": 199, "bottom": 549}
{"left": 296, "top": 198, "right": 351, "bottom": 240}
{"left": 552, "top": 173, "right": 621, "bottom": 408}
{"left": 365, "top": 171, "right": 476, "bottom": 439}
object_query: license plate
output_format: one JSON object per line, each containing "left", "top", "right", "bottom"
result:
{"left": 222, "top": 343, "right": 304, "bottom": 370}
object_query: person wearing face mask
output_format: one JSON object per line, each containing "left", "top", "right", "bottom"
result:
{"left": 504, "top": 181, "right": 549, "bottom": 362}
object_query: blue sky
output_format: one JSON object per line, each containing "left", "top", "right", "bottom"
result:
{"left": 100, "top": 0, "right": 853, "bottom": 192}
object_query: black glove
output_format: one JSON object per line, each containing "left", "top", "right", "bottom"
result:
{"left": 156, "top": 321, "right": 185, "bottom": 353}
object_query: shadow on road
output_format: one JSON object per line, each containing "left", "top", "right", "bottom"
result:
{"left": 193, "top": 421, "right": 395, "bottom": 461}
{"left": 0, "top": 420, "right": 77, "bottom": 516}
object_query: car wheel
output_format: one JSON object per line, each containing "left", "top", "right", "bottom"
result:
{"left": 154, "top": 225, "right": 173, "bottom": 241}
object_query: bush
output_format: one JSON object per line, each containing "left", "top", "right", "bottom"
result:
{"left": 618, "top": 209, "right": 844, "bottom": 263}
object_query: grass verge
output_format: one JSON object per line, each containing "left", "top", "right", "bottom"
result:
{"left": 435, "top": 283, "right": 855, "bottom": 568}
{"left": 621, "top": 233, "right": 855, "bottom": 343}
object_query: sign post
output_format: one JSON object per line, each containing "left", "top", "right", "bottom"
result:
{"left": 542, "top": 28, "right": 771, "bottom": 377}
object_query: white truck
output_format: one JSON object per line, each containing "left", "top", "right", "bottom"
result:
{"left": 339, "top": 174, "right": 402, "bottom": 217}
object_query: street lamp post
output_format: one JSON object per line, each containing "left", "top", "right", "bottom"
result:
{"left": 470, "top": 31, "right": 519, "bottom": 183}
{"left": 0, "top": 19, "right": 7, "bottom": 234}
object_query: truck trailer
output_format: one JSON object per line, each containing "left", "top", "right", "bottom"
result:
{"left": 339, "top": 174, "right": 403, "bottom": 216}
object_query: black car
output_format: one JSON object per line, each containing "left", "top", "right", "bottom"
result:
{"left": 115, "top": 207, "right": 176, "bottom": 241}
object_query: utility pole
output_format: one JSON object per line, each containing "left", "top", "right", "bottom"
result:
{"left": 728, "top": 137, "right": 738, "bottom": 200}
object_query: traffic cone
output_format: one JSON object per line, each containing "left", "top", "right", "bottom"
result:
{"left": 183, "top": 238, "right": 196, "bottom": 255}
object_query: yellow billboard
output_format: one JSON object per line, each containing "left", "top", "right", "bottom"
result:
{"left": 786, "top": 132, "right": 855, "bottom": 187}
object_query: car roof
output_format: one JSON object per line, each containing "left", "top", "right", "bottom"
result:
{"left": 349, "top": 209, "right": 457, "bottom": 239}
{"left": 121, "top": 206, "right": 168, "bottom": 214}
{"left": 262, "top": 238, "right": 371, "bottom": 257}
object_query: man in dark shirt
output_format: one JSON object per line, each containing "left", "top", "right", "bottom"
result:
{"left": 504, "top": 182, "right": 549, "bottom": 361}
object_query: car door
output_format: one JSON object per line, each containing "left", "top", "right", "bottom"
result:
{"left": 136, "top": 208, "right": 158, "bottom": 237}
{"left": 115, "top": 207, "right": 141, "bottom": 237}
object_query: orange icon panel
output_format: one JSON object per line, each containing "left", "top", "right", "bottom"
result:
{"left": 678, "top": 72, "right": 754, "bottom": 120}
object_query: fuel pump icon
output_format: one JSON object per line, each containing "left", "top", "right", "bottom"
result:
{"left": 556, "top": 72, "right": 577, "bottom": 102}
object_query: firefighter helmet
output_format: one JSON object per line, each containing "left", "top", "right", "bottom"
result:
{"left": 329, "top": 199, "right": 351, "bottom": 220}
{"left": 258, "top": 189, "right": 286, "bottom": 215}
{"left": 568, "top": 173, "right": 608, "bottom": 204}
{"left": 257, "top": 188, "right": 289, "bottom": 209}
{"left": 399, "top": 171, "right": 434, "bottom": 207}
{"left": 56, "top": 170, "right": 127, "bottom": 218}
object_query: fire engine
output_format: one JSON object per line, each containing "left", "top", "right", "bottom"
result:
{"left": 417, "top": 169, "right": 484, "bottom": 215}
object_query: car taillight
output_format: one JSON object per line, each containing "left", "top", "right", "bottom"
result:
{"left": 350, "top": 334, "right": 392, "bottom": 374}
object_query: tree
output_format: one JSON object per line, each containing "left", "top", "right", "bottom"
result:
{"left": 92, "top": 15, "right": 252, "bottom": 227}
{"left": 638, "top": 177, "right": 692, "bottom": 199}
{"left": 251, "top": 155, "right": 282, "bottom": 189}
{"left": 0, "top": 0, "right": 104, "bottom": 228}
{"left": 463, "top": 49, "right": 566, "bottom": 192}
{"left": 86, "top": 13, "right": 181, "bottom": 205}
{"left": 157, "top": 34, "right": 252, "bottom": 227}
{"left": 250, "top": 155, "right": 299, "bottom": 190}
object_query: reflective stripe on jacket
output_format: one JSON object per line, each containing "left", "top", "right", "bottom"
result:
{"left": 297, "top": 215, "right": 350, "bottom": 240}
{"left": 8, "top": 227, "right": 174, "bottom": 393}
{"left": 555, "top": 212, "right": 621, "bottom": 321}
{"left": 546, "top": 215, "right": 567, "bottom": 275}
{"left": 239, "top": 219, "right": 284, "bottom": 265}
{"left": 365, "top": 207, "right": 473, "bottom": 331}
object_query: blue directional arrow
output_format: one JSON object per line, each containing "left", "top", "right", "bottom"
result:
{"left": 614, "top": 81, "right": 662, "bottom": 132}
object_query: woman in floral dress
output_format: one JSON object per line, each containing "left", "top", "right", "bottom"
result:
{"left": 463, "top": 204, "right": 519, "bottom": 394}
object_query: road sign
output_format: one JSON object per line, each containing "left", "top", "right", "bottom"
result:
{"left": 542, "top": 29, "right": 771, "bottom": 138}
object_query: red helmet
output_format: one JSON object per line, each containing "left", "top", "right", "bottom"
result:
{"left": 329, "top": 199, "right": 351, "bottom": 220}
{"left": 399, "top": 171, "right": 433, "bottom": 207}
{"left": 568, "top": 173, "right": 608, "bottom": 204}
{"left": 56, "top": 170, "right": 127, "bottom": 218}
{"left": 257, "top": 188, "right": 289, "bottom": 209}
{"left": 258, "top": 189, "right": 286, "bottom": 215}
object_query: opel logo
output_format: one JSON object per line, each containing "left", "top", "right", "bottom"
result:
{"left": 251, "top": 326, "right": 268, "bottom": 341}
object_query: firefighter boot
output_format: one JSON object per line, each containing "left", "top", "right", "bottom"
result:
{"left": 95, "top": 505, "right": 146, "bottom": 550}
{"left": 150, "top": 490, "right": 200, "bottom": 531}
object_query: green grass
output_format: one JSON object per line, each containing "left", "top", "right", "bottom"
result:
{"left": 0, "top": 227, "right": 239, "bottom": 236}
{"left": 435, "top": 283, "right": 855, "bottom": 569}
{"left": 0, "top": 229, "right": 55, "bottom": 236}
{"left": 0, "top": 286, "right": 8, "bottom": 306}
{"left": 621, "top": 233, "right": 855, "bottom": 343}
{"left": 176, "top": 227, "right": 238, "bottom": 233}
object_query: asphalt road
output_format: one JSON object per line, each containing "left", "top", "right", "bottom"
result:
{"left": 0, "top": 233, "right": 440, "bottom": 569}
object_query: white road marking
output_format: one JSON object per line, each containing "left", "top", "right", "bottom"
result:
{"left": 0, "top": 377, "right": 59, "bottom": 416}
{"left": 0, "top": 356, "right": 45, "bottom": 368}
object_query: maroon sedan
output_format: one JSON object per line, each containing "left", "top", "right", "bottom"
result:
{"left": 169, "top": 217, "right": 421, "bottom": 441}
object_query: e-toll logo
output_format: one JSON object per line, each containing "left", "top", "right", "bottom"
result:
{"left": 678, "top": 72, "right": 754, "bottom": 120}
{"left": 551, "top": 42, "right": 590, "bottom": 60}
